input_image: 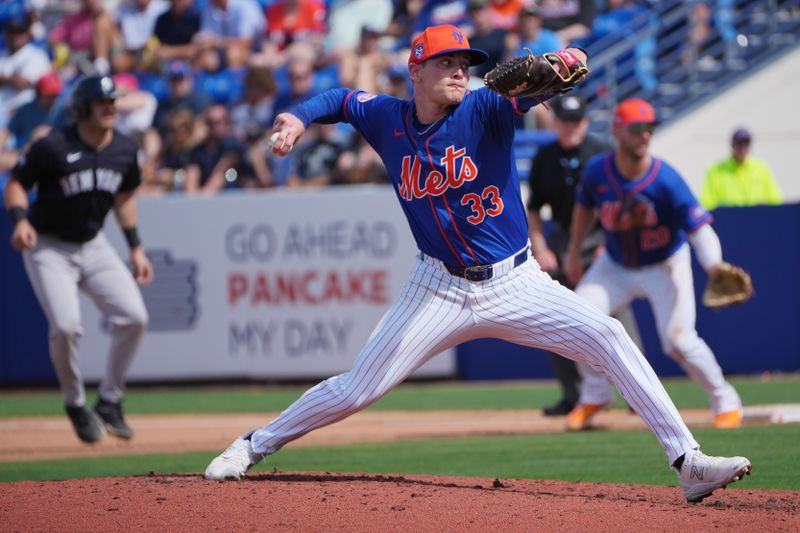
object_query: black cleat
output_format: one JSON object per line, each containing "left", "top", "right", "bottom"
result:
{"left": 94, "top": 398, "right": 134, "bottom": 439}
{"left": 542, "top": 399, "right": 576, "bottom": 417}
{"left": 65, "top": 404, "right": 103, "bottom": 443}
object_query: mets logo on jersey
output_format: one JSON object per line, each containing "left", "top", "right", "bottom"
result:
{"left": 600, "top": 194, "right": 671, "bottom": 251}
{"left": 599, "top": 194, "right": 658, "bottom": 232}
{"left": 399, "top": 145, "right": 477, "bottom": 201}
{"left": 414, "top": 43, "right": 425, "bottom": 61}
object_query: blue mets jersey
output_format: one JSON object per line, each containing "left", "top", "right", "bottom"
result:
{"left": 576, "top": 152, "right": 712, "bottom": 268}
{"left": 291, "top": 88, "right": 548, "bottom": 267}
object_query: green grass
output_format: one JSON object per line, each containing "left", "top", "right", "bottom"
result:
{"left": 1, "top": 374, "right": 798, "bottom": 417}
{"left": 1, "top": 376, "right": 798, "bottom": 486}
{"left": 1, "top": 425, "right": 798, "bottom": 489}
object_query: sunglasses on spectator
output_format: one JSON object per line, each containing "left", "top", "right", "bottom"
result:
{"left": 625, "top": 123, "right": 655, "bottom": 135}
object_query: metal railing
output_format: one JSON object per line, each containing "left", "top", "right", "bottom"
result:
{"left": 573, "top": 0, "right": 800, "bottom": 133}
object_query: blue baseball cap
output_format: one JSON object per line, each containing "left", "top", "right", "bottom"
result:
{"left": 732, "top": 128, "right": 752, "bottom": 143}
{"left": 166, "top": 59, "right": 192, "bottom": 78}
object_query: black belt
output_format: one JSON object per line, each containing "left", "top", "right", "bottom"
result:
{"left": 445, "top": 249, "right": 528, "bottom": 281}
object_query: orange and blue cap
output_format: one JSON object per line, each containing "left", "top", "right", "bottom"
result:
{"left": 613, "top": 98, "right": 656, "bottom": 129}
{"left": 408, "top": 25, "right": 488, "bottom": 67}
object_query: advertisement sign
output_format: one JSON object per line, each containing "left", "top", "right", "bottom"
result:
{"left": 77, "top": 186, "right": 455, "bottom": 381}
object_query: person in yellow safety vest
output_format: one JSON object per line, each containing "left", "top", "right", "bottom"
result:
{"left": 700, "top": 128, "right": 782, "bottom": 210}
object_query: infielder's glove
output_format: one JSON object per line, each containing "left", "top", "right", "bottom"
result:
{"left": 702, "top": 262, "right": 754, "bottom": 308}
{"left": 483, "top": 49, "right": 589, "bottom": 99}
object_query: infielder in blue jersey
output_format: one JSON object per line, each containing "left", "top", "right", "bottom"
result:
{"left": 205, "top": 25, "right": 751, "bottom": 503}
{"left": 564, "top": 98, "right": 743, "bottom": 431}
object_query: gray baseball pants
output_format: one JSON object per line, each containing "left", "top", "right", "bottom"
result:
{"left": 22, "top": 232, "right": 148, "bottom": 407}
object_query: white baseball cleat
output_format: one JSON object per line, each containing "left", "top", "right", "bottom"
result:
{"left": 204, "top": 430, "right": 265, "bottom": 480}
{"left": 677, "top": 449, "right": 752, "bottom": 503}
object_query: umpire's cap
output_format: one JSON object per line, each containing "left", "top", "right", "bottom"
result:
{"left": 552, "top": 95, "right": 587, "bottom": 121}
{"left": 71, "top": 75, "right": 118, "bottom": 119}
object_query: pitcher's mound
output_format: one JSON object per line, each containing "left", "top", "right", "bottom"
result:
{"left": 1, "top": 472, "right": 798, "bottom": 532}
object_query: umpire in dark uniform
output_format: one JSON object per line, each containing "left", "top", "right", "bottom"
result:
{"left": 3, "top": 75, "right": 153, "bottom": 443}
{"left": 527, "top": 95, "right": 610, "bottom": 416}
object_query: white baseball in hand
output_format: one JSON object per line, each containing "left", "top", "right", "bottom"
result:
{"left": 269, "top": 132, "right": 292, "bottom": 153}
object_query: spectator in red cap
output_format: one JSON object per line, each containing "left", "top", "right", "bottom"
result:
{"left": 0, "top": 71, "right": 62, "bottom": 172}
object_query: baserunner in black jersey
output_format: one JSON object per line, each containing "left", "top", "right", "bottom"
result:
{"left": 4, "top": 75, "right": 153, "bottom": 443}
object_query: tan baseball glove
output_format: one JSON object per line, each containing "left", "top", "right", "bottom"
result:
{"left": 483, "top": 49, "right": 589, "bottom": 99}
{"left": 702, "top": 262, "right": 754, "bottom": 308}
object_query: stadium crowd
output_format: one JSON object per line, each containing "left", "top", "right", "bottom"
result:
{"left": 0, "top": 0, "right": 722, "bottom": 195}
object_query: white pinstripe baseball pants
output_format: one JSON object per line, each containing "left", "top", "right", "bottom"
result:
{"left": 251, "top": 247, "right": 699, "bottom": 464}
{"left": 573, "top": 245, "right": 742, "bottom": 416}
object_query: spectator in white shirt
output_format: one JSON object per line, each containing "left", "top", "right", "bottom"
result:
{"left": 113, "top": 0, "right": 170, "bottom": 72}
{"left": 0, "top": 13, "right": 52, "bottom": 129}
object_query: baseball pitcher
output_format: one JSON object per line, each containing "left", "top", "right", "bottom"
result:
{"left": 204, "top": 26, "right": 751, "bottom": 503}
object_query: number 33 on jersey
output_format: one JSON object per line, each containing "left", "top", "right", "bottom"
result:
{"left": 338, "top": 88, "right": 537, "bottom": 267}
{"left": 399, "top": 145, "right": 503, "bottom": 225}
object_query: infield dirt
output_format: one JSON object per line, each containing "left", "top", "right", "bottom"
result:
{"left": 1, "top": 407, "right": 730, "bottom": 462}
{"left": 2, "top": 471, "right": 798, "bottom": 532}
{"left": 2, "top": 408, "right": 798, "bottom": 532}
